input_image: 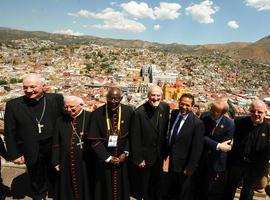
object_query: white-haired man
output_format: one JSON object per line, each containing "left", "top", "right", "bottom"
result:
{"left": 52, "top": 96, "right": 93, "bottom": 200}
{"left": 224, "top": 100, "right": 270, "bottom": 200}
{"left": 130, "top": 85, "right": 170, "bottom": 200}
{"left": 4, "top": 74, "right": 63, "bottom": 200}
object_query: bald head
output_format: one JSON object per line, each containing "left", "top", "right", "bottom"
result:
{"left": 210, "top": 99, "right": 229, "bottom": 120}
{"left": 107, "top": 87, "right": 122, "bottom": 110}
{"left": 249, "top": 100, "right": 267, "bottom": 124}
{"left": 148, "top": 85, "right": 163, "bottom": 107}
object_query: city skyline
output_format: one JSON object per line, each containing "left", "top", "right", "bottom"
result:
{"left": 0, "top": 0, "right": 270, "bottom": 45}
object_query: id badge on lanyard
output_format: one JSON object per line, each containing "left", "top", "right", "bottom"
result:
{"left": 108, "top": 135, "right": 118, "bottom": 147}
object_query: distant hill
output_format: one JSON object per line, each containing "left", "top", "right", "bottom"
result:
{"left": 0, "top": 27, "right": 270, "bottom": 64}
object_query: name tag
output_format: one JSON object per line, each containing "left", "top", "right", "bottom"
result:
{"left": 108, "top": 135, "right": 118, "bottom": 147}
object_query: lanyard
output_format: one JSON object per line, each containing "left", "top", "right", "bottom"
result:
{"left": 105, "top": 104, "right": 121, "bottom": 134}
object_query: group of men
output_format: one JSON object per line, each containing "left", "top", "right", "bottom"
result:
{"left": 1, "top": 73, "right": 269, "bottom": 200}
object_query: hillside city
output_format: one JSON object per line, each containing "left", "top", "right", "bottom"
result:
{"left": 0, "top": 38, "right": 270, "bottom": 118}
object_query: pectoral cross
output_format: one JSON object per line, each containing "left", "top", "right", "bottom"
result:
{"left": 38, "top": 123, "right": 44, "bottom": 134}
{"left": 77, "top": 140, "right": 84, "bottom": 149}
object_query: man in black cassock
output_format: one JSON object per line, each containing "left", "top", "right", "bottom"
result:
{"left": 52, "top": 96, "right": 93, "bottom": 200}
{"left": 130, "top": 85, "right": 170, "bottom": 200}
{"left": 224, "top": 100, "right": 270, "bottom": 200}
{"left": 4, "top": 74, "right": 63, "bottom": 200}
{"left": 88, "top": 87, "right": 133, "bottom": 200}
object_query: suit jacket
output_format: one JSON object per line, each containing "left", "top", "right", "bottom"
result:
{"left": 4, "top": 93, "right": 63, "bottom": 164}
{"left": 130, "top": 102, "right": 170, "bottom": 167}
{"left": 200, "top": 112, "right": 235, "bottom": 172}
{"left": 169, "top": 110, "right": 204, "bottom": 173}
{"left": 87, "top": 104, "right": 133, "bottom": 161}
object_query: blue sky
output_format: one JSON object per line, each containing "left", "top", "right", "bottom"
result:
{"left": 0, "top": 0, "right": 270, "bottom": 45}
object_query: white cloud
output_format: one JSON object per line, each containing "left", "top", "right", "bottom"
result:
{"left": 92, "top": 18, "right": 146, "bottom": 33}
{"left": 245, "top": 0, "right": 270, "bottom": 11}
{"left": 154, "top": 2, "right": 181, "bottom": 20}
{"left": 68, "top": 8, "right": 146, "bottom": 32}
{"left": 121, "top": 1, "right": 154, "bottom": 19}
{"left": 227, "top": 20, "right": 239, "bottom": 29}
{"left": 54, "top": 29, "right": 84, "bottom": 36}
{"left": 153, "top": 24, "right": 161, "bottom": 31}
{"left": 67, "top": 2, "right": 182, "bottom": 33}
{"left": 185, "top": 0, "right": 219, "bottom": 24}
{"left": 121, "top": 1, "right": 181, "bottom": 20}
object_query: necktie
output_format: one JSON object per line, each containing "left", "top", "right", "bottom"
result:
{"left": 170, "top": 115, "right": 183, "bottom": 145}
{"left": 210, "top": 120, "right": 217, "bottom": 136}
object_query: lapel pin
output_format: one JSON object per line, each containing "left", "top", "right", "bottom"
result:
{"left": 220, "top": 125, "right": 224, "bottom": 129}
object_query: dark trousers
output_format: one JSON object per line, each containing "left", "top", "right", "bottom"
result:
{"left": 223, "top": 162, "right": 268, "bottom": 200}
{"left": 26, "top": 141, "right": 55, "bottom": 200}
{"left": 168, "top": 171, "right": 195, "bottom": 200}
{"left": 135, "top": 159, "right": 163, "bottom": 200}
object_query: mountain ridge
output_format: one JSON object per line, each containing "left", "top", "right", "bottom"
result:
{"left": 0, "top": 27, "right": 269, "bottom": 64}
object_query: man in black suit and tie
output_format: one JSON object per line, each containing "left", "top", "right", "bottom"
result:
{"left": 130, "top": 85, "right": 170, "bottom": 200}
{"left": 4, "top": 74, "right": 63, "bottom": 200}
{"left": 197, "top": 99, "right": 235, "bottom": 200}
{"left": 167, "top": 93, "right": 204, "bottom": 200}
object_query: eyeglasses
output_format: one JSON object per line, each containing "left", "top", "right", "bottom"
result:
{"left": 64, "top": 104, "right": 79, "bottom": 110}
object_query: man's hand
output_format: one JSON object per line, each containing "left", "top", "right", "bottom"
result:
{"left": 138, "top": 160, "right": 146, "bottom": 168}
{"left": 55, "top": 165, "right": 60, "bottom": 171}
{"left": 119, "top": 153, "right": 126, "bottom": 163}
{"left": 218, "top": 139, "right": 232, "bottom": 152}
{"left": 13, "top": 156, "right": 25, "bottom": 165}
{"left": 110, "top": 156, "right": 120, "bottom": 165}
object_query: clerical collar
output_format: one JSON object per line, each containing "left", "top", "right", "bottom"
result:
{"left": 35, "top": 94, "right": 45, "bottom": 101}
{"left": 146, "top": 101, "right": 159, "bottom": 111}
{"left": 72, "top": 109, "right": 83, "bottom": 119}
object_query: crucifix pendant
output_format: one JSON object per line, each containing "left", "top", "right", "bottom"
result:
{"left": 37, "top": 123, "right": 44, "bottom": 134}
{"left": 77, "top": 140, "right": 84, "bottom": 149}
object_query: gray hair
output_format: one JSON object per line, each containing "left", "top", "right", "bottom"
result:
{"left": 23, "top": 74, "right": 46, "bottom": 85}
{"left": 64, "top": 95, "right": 84, "bottom": 105}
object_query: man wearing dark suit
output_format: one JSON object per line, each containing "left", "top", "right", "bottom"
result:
{"left": 224, "top": 100, "right": 270, "bottom": 200}
{"left": 4, "top": 74, "right": 63, "bottom": 200}
{"left": 167, "top": 93, "right": 204, "bottom": 200}
{"left": 130, "top": 85, "right": 170, "bottom": 200}
{"left": 197, "top": 99, "right": 235, "bottom": 200}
